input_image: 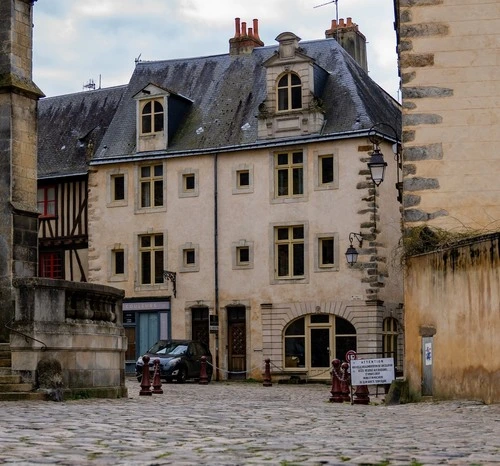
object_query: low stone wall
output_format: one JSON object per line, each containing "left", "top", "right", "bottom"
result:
{"left": 10, "top": 278, "right": 127, "bottom": 398}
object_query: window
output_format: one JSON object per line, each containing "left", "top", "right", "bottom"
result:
{"left": 184, "top": 249, "right": 196, "bottom": 266}
{"left": 275, "top": 151, "right": 303, "bottom": 198}
{"left": 319, "top": 237, "right": 334, "bottom": 267}
{"left": 183, "top": 174, "right": 195, "bottom": 191}
{"left": 140, "top": 164, "right": 163, "bottom": 208}
{"left": 180, "top": 243, "right": 199, "bottom": 272}
{"left": 319, "top": 155, "right": 334, "bottom": 184}
{"left": 237, "top": 247, "right": 249, "bottom": 265}
{"left": 314, "top": 151, "right": 338, "bottom": 190}
{"left": 314, "top": 233, "right": 339, "bottom": 272}
{"left": 139, "top": 234, "right": 164, "bottom": 285}
{"left": 232, "top": 240, "right": 254, "bottom": 270}
{"left": 39, "top": 251, "right": 63, "bottom": 279}
{"left": 178, "top": 169, "right": 199, "bottom": 198}
{"left": 37, "top": 186, "right": 56, "bottom": 217}
{"left": 275, "top": 225, "right": 304, "bottom": 278}
{"left": 111, "top": 175, "right": 125, "bottom": 202}
{"left": 277, "top": 72, "right": 302, "bottom": 111}
{"left": 383, "top": 317, "right": 399, "bottom": 367}
{"left": 232, "top": 164, "right": 254, "bottom": 194}
{"left": 284, "top": 314, "right": 356, "bottom": 369}
{"left": 141, "top": 100, "right": 164, "bottom": 134}
{"left": 237, "top": 170, "right": 249, "bottom": 187}
{"left": 108, "top": 245, "right": 128, "bottom": 282}
{"left": 113, "top": 249, "right": 125, "bottom": 275}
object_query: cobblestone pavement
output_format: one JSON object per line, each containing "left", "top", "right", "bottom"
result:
{"left": 0, "top": 378, "right": 499, "bottom": 466}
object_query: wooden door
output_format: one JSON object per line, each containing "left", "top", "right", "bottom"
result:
{"left": 227, "top": 306, "right": 246, "bottom": 379}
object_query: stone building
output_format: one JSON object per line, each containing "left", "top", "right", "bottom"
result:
{"left": 82, "top": 18, "right": 404, "bottom": 381}
{"left": 0, "top": 0, "right": 43, "bottom": 342}
{"left": 396, "top": 0, "right": 500, "bottom": 403}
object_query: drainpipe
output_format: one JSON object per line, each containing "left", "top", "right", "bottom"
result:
{"left": 214, "top": 153, "right": 220, "bottom": 381}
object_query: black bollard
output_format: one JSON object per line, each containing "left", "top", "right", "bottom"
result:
{"left": 199, "top": 355, "right": 208, "bottom": 385}
{"left": 139, "top": 355, "right": 152, "bottom": 396}
{"left": 263, "top": 358, "right": 272, "bottom": 387}
{"left": 152, "top": 359, "right": 163, "bottom": 394}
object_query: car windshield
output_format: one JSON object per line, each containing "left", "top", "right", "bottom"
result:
{"left": 148, "top": 341, "right": 188, "bottom": 355}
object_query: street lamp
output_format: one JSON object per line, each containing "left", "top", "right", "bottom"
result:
{"left": 367, "top": 146, "right": 387, "bottom": 187}
{"left": 367, "top": 123, "right": 402, "bottom": 201}
{"left": 345, "top": 232, "right": 363, "bottom": 266}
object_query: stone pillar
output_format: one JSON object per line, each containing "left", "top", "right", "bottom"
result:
{"left": 0, "top": 0, "right": 44, "bottom": 341}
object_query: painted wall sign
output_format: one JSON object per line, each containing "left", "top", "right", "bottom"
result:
{"left": 350, "top": 358, "right": 395, "bottom": 385}
{"left": 425, "top": 342, "right": 433, "bottom": 366}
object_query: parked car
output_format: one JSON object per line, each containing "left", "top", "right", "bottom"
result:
{"left": 136, "top": 340, "right": 212, "bottom": 383}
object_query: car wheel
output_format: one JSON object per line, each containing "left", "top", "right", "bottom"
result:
{"left": 176, "top": 367, "right": 187, "bottom": 383}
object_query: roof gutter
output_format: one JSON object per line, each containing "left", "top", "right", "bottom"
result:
{"left": 89, "top": 129, "right": 398, "bottom": 166}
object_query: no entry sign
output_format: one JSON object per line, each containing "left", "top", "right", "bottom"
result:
{"left": 350, "top": 358, "right": 395, "bottom": 385}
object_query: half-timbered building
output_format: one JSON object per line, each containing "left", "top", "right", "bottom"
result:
{"left": 37, "top": 86, "right": 126, "bottom": 282}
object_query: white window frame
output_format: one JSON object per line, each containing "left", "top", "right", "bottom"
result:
{"left": 232, "top": 163, "right": 254, "bottom": 194}
{"left": 135, "top": 231, "right": 167, "bottom": 290}
{"left": 270, "top": 221, "right": 309, "bottom": 284}
{"left": 314, "top": 150, "right": 339, "bottom": 190}
{"left": 178, "top": 169, "right": 199, "bottom": 198}
{"left": 106, "top": 169, "right": 128, "bottom": 207}
{"left": 314, "top": 233, "right": 339, "bottom": 272}
{"left": 232, "top": 240, "right": 254, "bottom": 270}
{"left": 271, "top": 149, "right": 307, "bottom": 204}
{"left": 179, "top": 242, "right": 200, "bottom": 272}
{"left": 107, "top": 244, "right": 128, "bottom": 282}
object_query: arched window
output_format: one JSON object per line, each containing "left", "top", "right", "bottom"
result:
{"left": 382, "top": 317, "right": 399, "bottom": 367}
{"left": 141, "top": 100, "right": 164, "bottom": 134}
{"left": 283, "top": 314, "right": 356, "bottom": 371}
{"left": 277, "top": 73, "right": 302, "bottom": 111}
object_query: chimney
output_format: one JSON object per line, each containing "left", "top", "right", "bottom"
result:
{"left": 325, "top": 17, "right": 368, "bottom": 72}
{"left": 229, "top": 17, "right": 265, "bottom": 55}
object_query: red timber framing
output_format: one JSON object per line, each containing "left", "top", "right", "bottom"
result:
{"left": 38, "top": 175, "right": 88, "bottom": 282}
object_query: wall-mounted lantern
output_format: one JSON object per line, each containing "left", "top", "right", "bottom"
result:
{"left": 345, "top": 232, "right": 363, "bottom": 266}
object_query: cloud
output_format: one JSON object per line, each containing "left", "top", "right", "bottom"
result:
{"left": 32, "top": 0, "right": 399, "bottom": 99}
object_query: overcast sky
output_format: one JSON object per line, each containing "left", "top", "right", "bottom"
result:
{"left": 32, "top": 0, "right": 399, "bottom": 100}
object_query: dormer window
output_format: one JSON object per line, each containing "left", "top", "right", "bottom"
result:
{"left": 141, "top": 100, "right": 164, "bottom": 135}
{"left": 277, "top": 73, "right": 302, "bottom": 111}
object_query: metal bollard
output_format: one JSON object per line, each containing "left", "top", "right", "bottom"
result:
{"left": 139, "top": 355, "right": 152, "bottom": 396}
{"left": 263, "top": 358, "right": 272, "bottom": 387}
{"left": 353, "top": 384, "right": 370, "bottom": 404}
{"left": 340, "top": 362, "right": 351, "bottom": 402}
{"left": 329, "top": 359, "right": 343, "bottom": 402}
{"left": 152, "top": 359, "right": 163, "bottom": 394}
{"left": 199, "top": 355, "right": 208, "bottom": 385}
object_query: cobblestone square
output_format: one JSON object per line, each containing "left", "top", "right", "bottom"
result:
{"left": 0, "top": 378, "right": 499, "bottom": 465}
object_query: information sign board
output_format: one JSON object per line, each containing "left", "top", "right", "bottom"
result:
{"left": 350, "top": 358, "right": 395, "bottom": 386}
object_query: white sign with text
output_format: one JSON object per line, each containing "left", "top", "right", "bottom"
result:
{"left": 350, "top": 358, "right": 395, "bottom": 385}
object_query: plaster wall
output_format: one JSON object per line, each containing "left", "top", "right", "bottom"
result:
{"left": 404, "top": 234, "right": 500, "bottom": 404}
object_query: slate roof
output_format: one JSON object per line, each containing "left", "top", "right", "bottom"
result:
{"left": 93, "top": 37, "right": 401, "bottom": 162}
{"left": 37, "top": 85, "right": 126, "bottom": 178}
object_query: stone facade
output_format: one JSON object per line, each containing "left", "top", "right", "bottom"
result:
{"left": 398, "top": 0, "right": 500, "bottom": 402}
{"left": 0, "top": 0, "right": 43, "bottom": 341}
{"left": 399, "top": 0, "right": 500, "bottom": 230}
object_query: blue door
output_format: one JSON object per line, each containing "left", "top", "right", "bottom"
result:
{"left": 138, "top": 312, "right": 160, "bottom": 357}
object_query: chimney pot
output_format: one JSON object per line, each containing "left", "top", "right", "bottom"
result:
{"left": 248, "top": 27, "right": 253, "bottom": 38}
{"left": 242, "top": 21, "right": 247, "bottom": 36}
{"left": 253, "top": 18, "right": 261, "bottom": 41}
{"left": 234, "top": 17, "right": 241, "bottom": 38}
{"left": 331, "top": 19, "right": 337, "bottom": 30}
{"left": 347, "top": 17, "right": 353, "bottom": 26}
{"left": 339, "top": 18, "right": 345, "bottom": 27}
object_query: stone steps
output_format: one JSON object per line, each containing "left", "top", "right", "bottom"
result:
{"left": 0, "top": 343, "right": 47, "bottom": 401}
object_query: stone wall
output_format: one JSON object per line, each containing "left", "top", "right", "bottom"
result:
{"left": 10, "top": 277, "right": 128, "bottom": 398}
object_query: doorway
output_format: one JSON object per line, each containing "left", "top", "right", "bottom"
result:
{"left": 191, "top": 307, "right": 209, "bottom": 347}
{"left": 227, "top": 306, "right": 246, "bottom": 379}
